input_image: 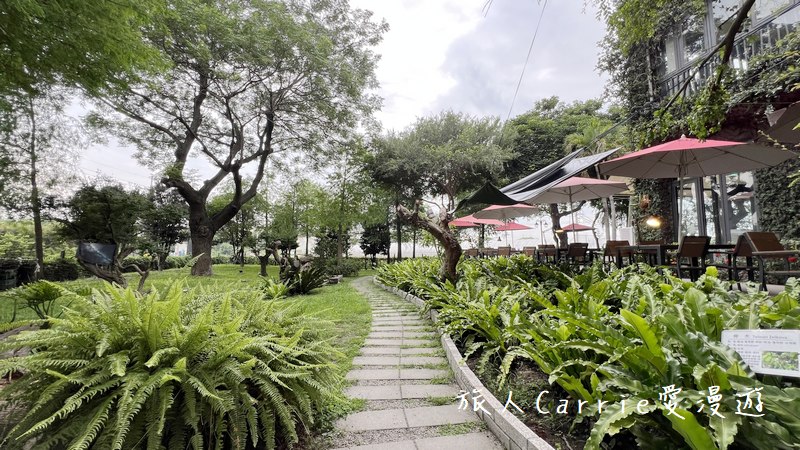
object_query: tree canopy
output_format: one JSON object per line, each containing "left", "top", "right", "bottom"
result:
{"left": 93, "top": 0, "right": 386, "bottom": 275}
{"left": 0, "top": 0, "right": 164, "bottom": 96}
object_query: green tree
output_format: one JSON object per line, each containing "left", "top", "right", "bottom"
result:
{"left": 369, "top": 111, "right": 511, "bottom": 283}
{"left": 359, "top": 223, "right": 390, "bottom": 265}
{"left": 0, "top": 89, "right": 83, "bottom": 269}
{"left": 140, "top": 187, "right": 188, "bottom": 270}
{"left": 94, "top": 0, "right": 385, "bottom": 276}
{"left": 56, "top": 185, "right": 152, "bottom": 288}
{"left": 0, "top": 0, "right": 164, "bottom": 96}
{"left": 503, "top": 97, "right": 619, "bottom": 246}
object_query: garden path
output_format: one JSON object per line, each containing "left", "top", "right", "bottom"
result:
{"left": 329, "top": 277, "right": 501, "bottom": 450}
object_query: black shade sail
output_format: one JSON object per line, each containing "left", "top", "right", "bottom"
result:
{"left": 455, "top": 147, "right": 620, "bottom": 211}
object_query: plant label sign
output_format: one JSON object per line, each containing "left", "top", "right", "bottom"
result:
{"left": 722, "top": 329, "right": 800, "bottom": 378}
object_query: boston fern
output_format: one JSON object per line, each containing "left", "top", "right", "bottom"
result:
{"left": 0, "top": 283, "right": 340, "bottom": 449}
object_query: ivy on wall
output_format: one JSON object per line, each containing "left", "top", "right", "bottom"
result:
{"left": 755, "top": 158, "right": 800, "bottom": 240}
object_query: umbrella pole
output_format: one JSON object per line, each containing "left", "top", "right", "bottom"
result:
{"left": 678, "top": 176, "right": 684, "bottom": 243}
{"left": 610, "top": 197, "right": 617, "bottom": 240}
{"left": 569, "top": 190, "right": 576, "bottom": 245}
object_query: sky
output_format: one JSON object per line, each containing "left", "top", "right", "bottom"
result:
{"left": 79, "top": 0, "right": 609, "bottom": 188}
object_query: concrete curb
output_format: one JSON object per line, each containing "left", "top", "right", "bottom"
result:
{"left": 373, "top": 278, "right": 555, "bottom": 450}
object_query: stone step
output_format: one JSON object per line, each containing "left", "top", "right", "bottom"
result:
{"left": 331, "top": 432, "right": 502, "bottom": 450}
{"left": 335, "top": 404, "right": 479, "bottom": 432}
{"left": 345, "top": 368, "right": 448, "bottom": 381}
{"left": 345, "top": 384, "right": 459, "bottom": 400}
{"left": 352, "top": 355, "right": 447, "bottom": 366}
{"left": 359, "top": 347, "right": 440, "bottom": 356}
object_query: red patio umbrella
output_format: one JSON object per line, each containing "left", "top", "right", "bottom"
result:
{"left": 449, "top": 214, "right": 504, "bottom": 227}
{"left": 560, "top": 223, "right": 593, "bottom": 232}
{"left": 473, "top": 203, "right": 538, "bottom": 221}
{"left": 495, "top": 222, "right": 531, "bottom": 231}
{"left": 598, "top": 135, "right": 794, "bottom": 239}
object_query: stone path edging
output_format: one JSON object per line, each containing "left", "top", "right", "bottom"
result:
{"left": 373, "top": 279, "right": 556, "bottom": 450}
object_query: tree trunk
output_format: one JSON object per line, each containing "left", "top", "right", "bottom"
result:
{"left": 336, "top": 224, "right": 344, "bottom": 263}
{"left": 258, "top": 255, "right": 269, "bottom": 277}
{"left": 396, "top": 204, "right": 461, "bottom": 284}
{"left": 26, "top": 98, "right": 44, "bottom": 272}
{"left": 188, "top": 204, "right": 214, "bottom": 276}
{"left": 412, "top": 226, "right": 417, "bottom": 258}
{"left": 549, "top": 204, "right": 568, "bottom": 247}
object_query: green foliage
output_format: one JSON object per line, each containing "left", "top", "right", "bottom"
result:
{"left": 261, "top": 277, "right": 290, "bottom": 301}
{"left": 314, "top": 228, "right": 351, "bottom": 260}
{"left": 314, "top": 258, "right": 362, "bottom": 278}
{"left": 755, "top": 157, "right": 800, "bottom": 240}
{"left": 0, "top": 0, "right": 164, "bottom": 95}
{"left": 13, "top": 280, "right": 74, "bottom": 320}
{"left": 41, "top": 259, "right": 84, "bottom": 282}
{"left": 0, "top": 282, "right": 340, "bottom": 449}
{"left": 285, "top": 267, "right": 328, "bottom": 296}
{"left": 380, "top": 257, "right": 800, "bottom": 449}
{"left": 0, "top": 230, "right": 33, "bottom": 259}
{"left": 359, "top": 223, "right": 390, "bottom": 261}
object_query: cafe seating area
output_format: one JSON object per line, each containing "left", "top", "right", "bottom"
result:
{"left": 461, "top": 230, "right": 800, "bottom": 292}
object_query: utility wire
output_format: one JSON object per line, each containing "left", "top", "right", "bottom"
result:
{"left": 505, "top": 0, "right": 548, "bottom": 122}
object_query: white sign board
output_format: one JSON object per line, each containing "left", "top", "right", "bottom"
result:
{"left": 722, "top": 329, "right": 800, "bottom": 378}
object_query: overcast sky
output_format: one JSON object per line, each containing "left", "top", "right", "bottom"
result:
{"left": 80, "top": 0, "right": 608, "bottom": 188}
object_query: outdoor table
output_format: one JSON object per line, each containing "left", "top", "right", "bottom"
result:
{"left": 616, "top": 243, "right": 735, "bottom": 269}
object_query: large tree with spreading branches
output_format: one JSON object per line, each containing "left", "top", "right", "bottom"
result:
{"left": 94, "top": 0, "right": 385, "bottom": 275}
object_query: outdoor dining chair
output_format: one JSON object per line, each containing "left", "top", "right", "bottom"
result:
{"left": 537, "top": 244, "right": 557, "bottom": 263}
{"left": 522, "top": 246, "right": 536, "bottom": 257}
{"left": 602, "top": 240, "right": 632, "bottom": 268}
{"left": 497, "top": 246, "right": 512, "bottom": 257}
{"left": 669, "top": 236, "right": 710, "bottom": 281}
{"left": 710, "top": 234, "right": 755, "bottom": 288}
{"left": 463, "top": 248, "right": 479, "bottom": 259}
{"left": 744, "top": 231, "right": 800, "bottom": 291}
{"left": 563, "top": 242, "right": 589, "bottom": 267}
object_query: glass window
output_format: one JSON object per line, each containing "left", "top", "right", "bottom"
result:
{"left": 714, "top": 0, "right": 745, "bottom": 41}
{"left": 725, "top": 172, "right": 756, "bottom": 242}
{"left": 682, "top": 16, "right": 706, "bottom": 63}
{"left": 753, "top": 0, "right": 791, "bottom": 22}
{"left": 661, "top": 37, "right": 680, "bottom": 74}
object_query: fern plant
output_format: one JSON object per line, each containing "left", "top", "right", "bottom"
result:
{"left": 0, "top": 282, "right": 340, "bottom": 450}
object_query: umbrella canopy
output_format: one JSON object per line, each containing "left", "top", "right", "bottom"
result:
{"left": 525, "top": 177, "right": 628, "bottom": 204}
{"left": 598, "top": 135, "right": 795, "bottom": 240}
{"left": 597, "top": 136, "right": 793, "bottom": 179}
{"left": 473, "top": 203, "right": 538, "bottom": 220}
{"left": 560, "top": 223, "right": 593, "bottom": 232}
{"left": 495, "top": 222, "right": 531, "bottom": 231}
{"left": 449, "top": 214, "right": 503, "bottom": 227}
{"left": 764, "top": 102, "right": 800, "bottom": 145}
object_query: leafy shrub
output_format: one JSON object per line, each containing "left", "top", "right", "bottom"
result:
{"left": 164, "top": 255, "right": 191, "bottom": 269}
{"left": 119, "top": 255, "right": 154, "bottom": 273}
{"left": 13, "top": 280, "right": 76, "bottom": 320}
{"left": 314, "top": 258, "right": 362, "bottom": 277}
{"left": 261, "top": 276, "right": 290, "bottom": 300}
{"left": 0, "top": 283, "right": 340, "bottom": 449}
{"left": 41, "top": 259, "right": 85, "bottom": 281}
{"left": 379, "top": 257, "right": 800, "bottom": 450}
{"left": 286, "top": 267, "right": 328, "bottom": 295}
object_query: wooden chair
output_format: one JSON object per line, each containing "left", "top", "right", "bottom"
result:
{"left": 497, "top": 246, "right": 512, "bottom": 257}
{"left": 745, "top": 231, "right": 800, "bottom": 291}
{"left": 537, "top": 244, "right": 556, "bottom": 263}
{"left": 710, "top": 234, "right": 755, "bottom": 287}
{"left": 481, "top": 247, "right": 498, "bottom": 258}
{"left": 522, "top": 246, "right": 536, "bottom": 257}
{"left": 463, "top": 248, "right": 479, "bottom": 258}
{"left": 603, "top": 240, "right": 632, "bottom": 268}
{"left": 669, "top": 236, "right": 710, "bottom": 281}
{"left": 564, "top": 243, "right": 589, "bottom": 266}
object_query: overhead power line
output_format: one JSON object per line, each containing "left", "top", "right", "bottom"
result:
{"left": 505, "top": 0, "right": 549, "bottom": 122}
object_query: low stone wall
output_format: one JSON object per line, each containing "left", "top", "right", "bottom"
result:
{"left": 373, "top": 279, "right": 555, "bottom": 450}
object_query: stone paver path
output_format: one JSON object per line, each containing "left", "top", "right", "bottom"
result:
{"left": 329, "top": 277, "right": 501, "bottom": 450}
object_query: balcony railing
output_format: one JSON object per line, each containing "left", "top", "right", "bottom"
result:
{"left": 659, "top": 4, "right": 800, "bottom": 98}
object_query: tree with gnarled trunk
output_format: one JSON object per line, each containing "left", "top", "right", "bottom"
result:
{"left": 369, "top": 111, "right": 512, "bottom": 283}
{"left": 93, "top": 0, "right": 385, "bottom": 275}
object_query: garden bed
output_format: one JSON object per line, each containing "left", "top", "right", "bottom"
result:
{"left": 376, "top": 256, "right": 800, "bottom": 450}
